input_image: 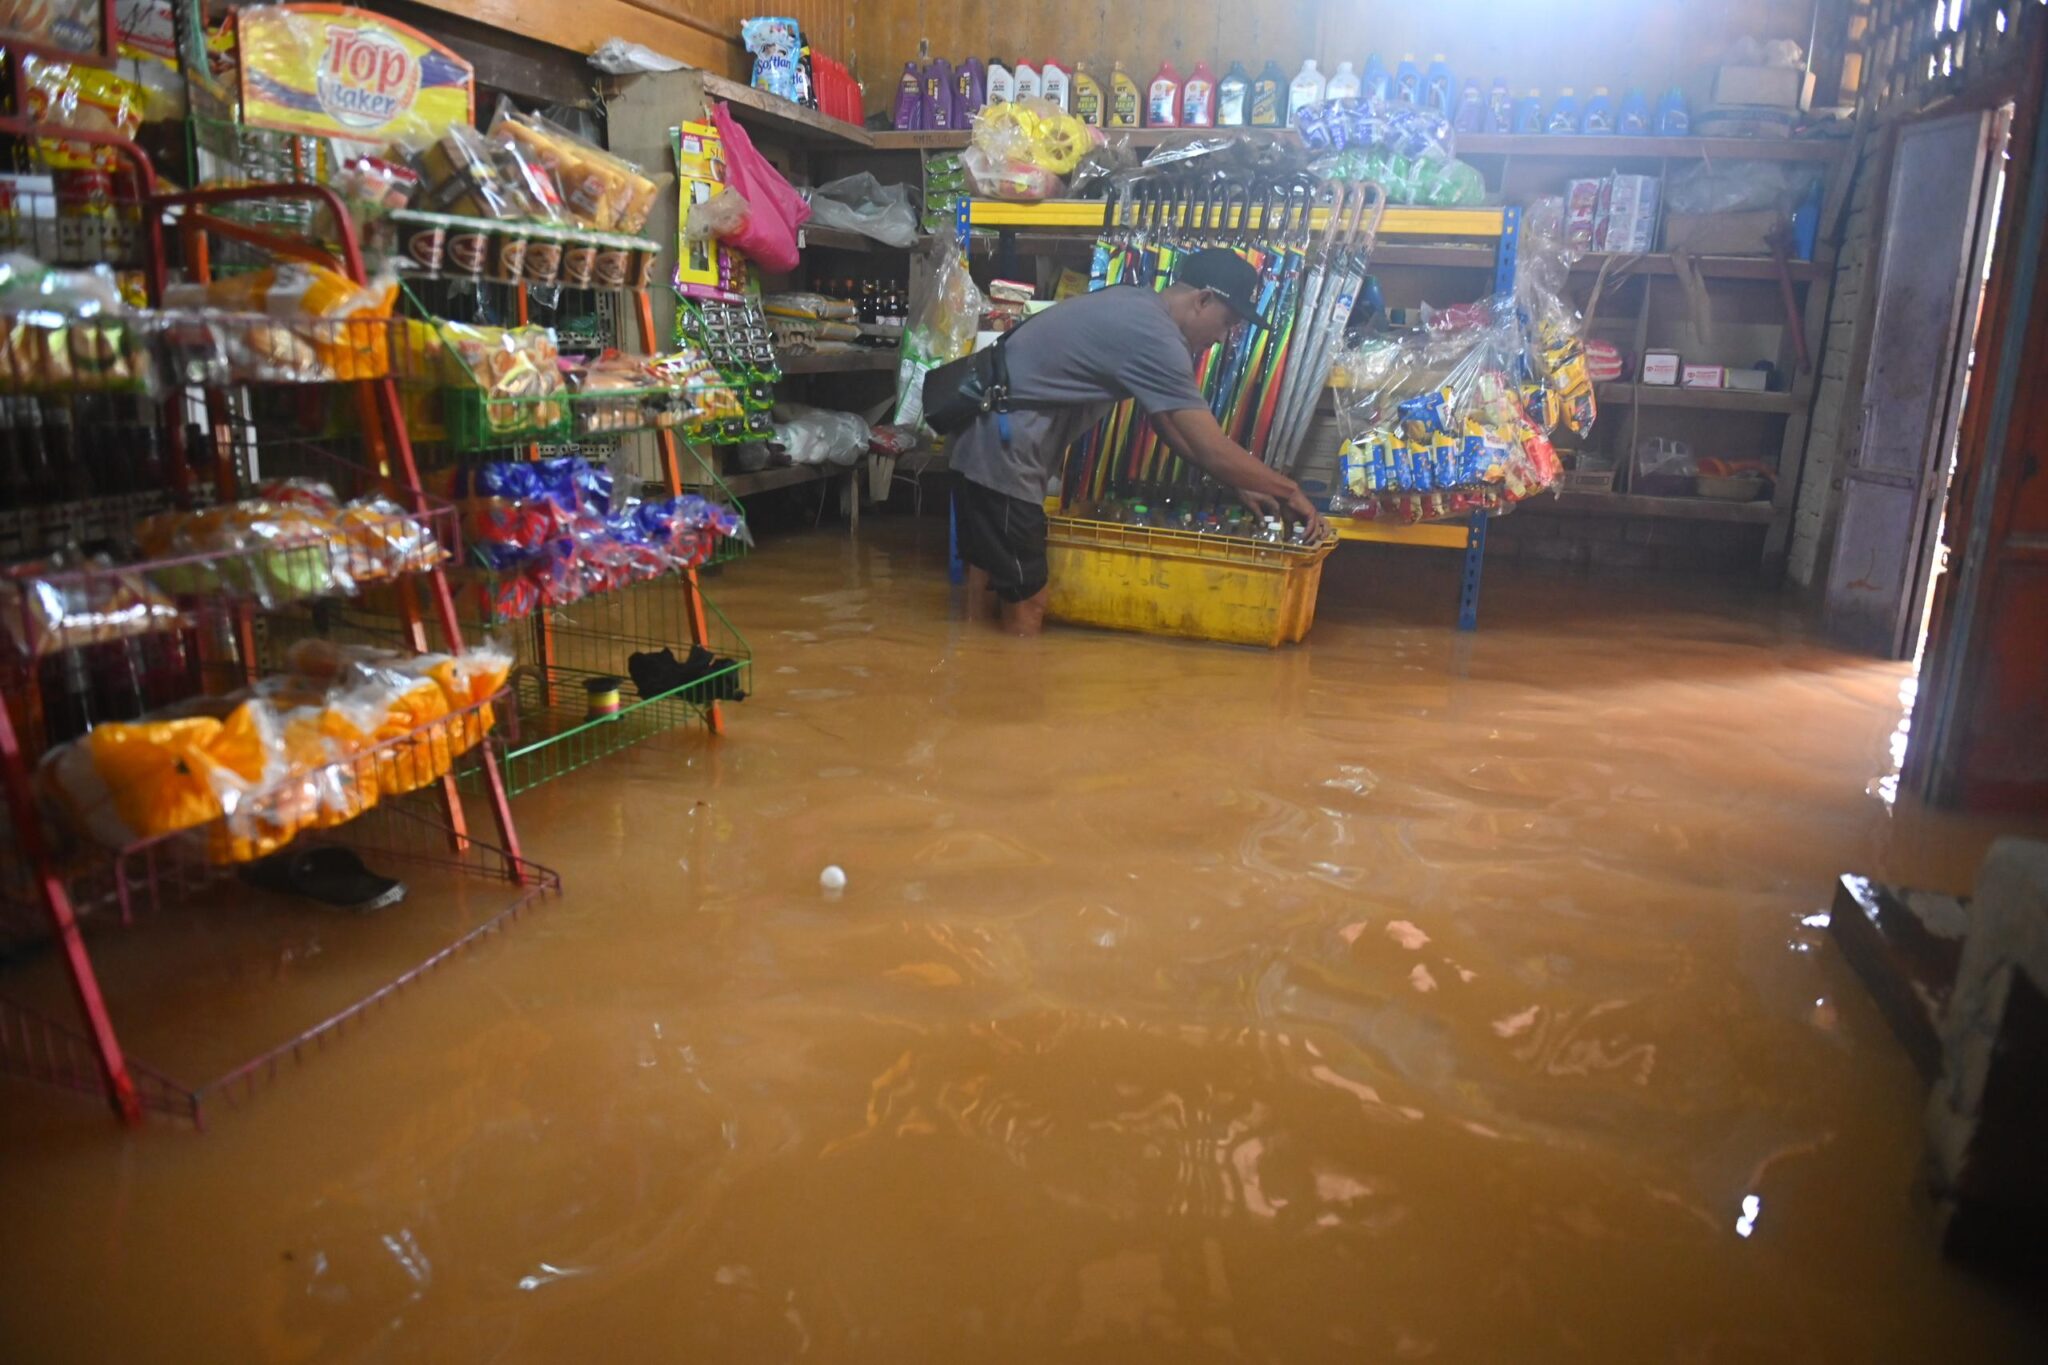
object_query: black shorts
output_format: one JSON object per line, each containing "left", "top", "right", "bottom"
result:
{"left": 954, "top": 474, "right": 1048, "bottom": 602}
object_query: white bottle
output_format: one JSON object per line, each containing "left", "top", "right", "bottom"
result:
{"left": 1325, "top": 60, "right": 1361, "bottom": 102}
{"left": 1040, "top": 60, "right": 1070, "bottom": 111}
{"left": 986, "top": 59, "right": 1015, "bottom": 106}
{"left": 1015, "top": 61, "right": 1041, "bottom": 102}
{"left": 1288, "top": 59, "right": 1326, "bottom": 120}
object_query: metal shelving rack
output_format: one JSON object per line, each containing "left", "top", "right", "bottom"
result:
{"left": 0, "top": 124, "right": 555, "bottom": 1126}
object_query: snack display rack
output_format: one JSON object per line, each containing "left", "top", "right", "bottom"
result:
{"left": 0, "top": 123, "right": 557, "bottom": 1126}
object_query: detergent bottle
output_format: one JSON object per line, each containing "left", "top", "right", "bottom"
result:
{"left": 892, "top": 61, "right": 923, "bottom": 129}
{"left": 1072, "top": 62, "right": 1103, "bottom": 125}
{"left": 1393, "top": 53, "right": 1421, "bottom": 104}
{"left": 955, "top": 58, "right": 986, "bottom": 123}
{"left": 1250, "top": 61, "right": 1286, "bottom": 126}
{"left": 1655, "top": 86, "right": 1691, "bottom": 135}
{"left": 1147, "top": 61, "right": 1182, "bottom": 127}
{"left": 1618, "top": 88, "right": 1650, "bottom": 134}
{"left": 1362, "top": 53, "right": 1391, "bottom": 103}
{"left": 1041, "top": 60, "right": 1070, "bottom": 111}
{"left": 1512, "top": 88, "right": 1544, "bottom": 133}
{"left": 1423, "top": 55, "right": 1454, "bottom": 114}
{"left": 1452, "top": 77, "right": 1484, "bottom": 132}
{"left": 1014, "top": 61, "right": 1041, "bottom": 102}
{"left": 1581, "top": 86, "right": 1614, "bottom": 134}
{"left": 1546, "top": 87, "right": 1579, "bottom": 133}
{"left": 985, "top": 58, "right": 1015, "bottom": 106}
{"left": 1326, "top": 60, "right": 1362, "bottom": 102}
{"left": 1181, "top": 60, "right": 1217, "bottom": 127}
{"left": 1486, "top": 76, "right": 1513, "bottom": 132}
{"left": 1109, "top": 61, "right": 1141, "bottom": 127}
{"left": 1217, "top": 61, "right": 1251, "bottom": 126}
{"left": 1288, "top": 59, "right": 1326, "bottom": 120}
{"left": 924, "top": 58, "right": 954, "bottom": 130}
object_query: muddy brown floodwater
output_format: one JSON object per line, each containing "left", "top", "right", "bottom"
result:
{"left": 3, "top": 520, "right": 2045, "bottom": 1363}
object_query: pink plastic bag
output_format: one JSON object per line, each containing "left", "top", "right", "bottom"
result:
{"left": 710, "top": 101, "right": 810, "bottom": 273}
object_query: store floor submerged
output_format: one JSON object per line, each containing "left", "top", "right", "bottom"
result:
{"left": 3, "top": 519, "right": 2043, "bottom": 1363}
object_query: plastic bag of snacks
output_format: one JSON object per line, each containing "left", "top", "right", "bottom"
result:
{"left": 0, "top": 554, "right": 181, "bottom": 658}
{"left": 21, "top": 55, "right": 145, "bottom": 172}
{"left": 1512, "top": 197, "right": 1596, "bottom": 437}
{"left": 1330, "top": 295, "right": 1563, "bottom": 523}
{"left": 425, "top": 320, "right": 566, "bottom": 438}
{"left": 161, "top": 263, "right": 398, "bottom": 381}
{"left": 487, "top": 101, "right": 665, "bottom": 234}
{"left": 892, "top": 238, "right": 984, "bottom": 429}
{"left": 37, "top": 702, "right": 280, "bottom": 850}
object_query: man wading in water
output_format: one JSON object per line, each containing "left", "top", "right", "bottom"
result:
{"left": 948, "top": 249, "right": 1328, "bottom": 635}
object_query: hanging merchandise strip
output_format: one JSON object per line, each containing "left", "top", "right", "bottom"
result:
{"left": 1052, "top": 175, "right": 1383, "bottom": 525}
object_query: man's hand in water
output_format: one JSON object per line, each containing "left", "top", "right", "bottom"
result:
{"left": 1240, "top": 488, "right": 1330, "bottom": 542}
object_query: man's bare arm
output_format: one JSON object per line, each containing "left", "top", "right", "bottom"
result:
{"left": 1151, "top": 407, "right": 1328, "bottom": 537}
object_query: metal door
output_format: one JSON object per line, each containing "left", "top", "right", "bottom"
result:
{"left": 1822, "top": 111, "right": 2001, "bottom": 657}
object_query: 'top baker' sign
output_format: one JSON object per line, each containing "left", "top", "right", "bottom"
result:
{"left": 239, "top": 5, "right": 472, "bottom": 145}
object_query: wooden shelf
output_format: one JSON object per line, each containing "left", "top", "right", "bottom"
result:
{"left": 701, "top": 74, "right": 873, "bottom": 148}
{"left": 1458, "top": 133, "right": 1847, "bottom": 162}
{"left": 715, "top": 462, "right": 856, "bottom": 496}
{"left": 870, "top": 126, "right": 1301, "bottom": 152}
{"left": 1599, "top": 381, "right": 1799, "bottom": 414}
{"left": 801, "top": 225, "right": 901, "bottom": 253}
{"left": 1518, "top": 491, "right": 1778, "bottom": 523}
{"left": 777, "top": 349, "right": 900, "bottom": 375}
{"left": 966, "top": 199, "right": 1506, "bottom": 237}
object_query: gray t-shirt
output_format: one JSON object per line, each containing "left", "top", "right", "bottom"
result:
{"left": 949, "top": 285, "right": 1209, "bottom": 503}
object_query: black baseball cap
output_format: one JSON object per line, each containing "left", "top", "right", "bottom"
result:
{"left": 1176, "top": 248, "right": 1272, "bottom": 329}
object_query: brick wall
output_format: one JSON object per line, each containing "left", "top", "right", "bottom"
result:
{"left": 1787, "top": 136, "right": 1890, "bottom": 588}
{"left": 1487, "top": 512, "right": 1767, "bottom": 574}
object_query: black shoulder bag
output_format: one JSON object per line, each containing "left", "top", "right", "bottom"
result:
{"left": 920, "top": 328, "right": 1016, "bottom": 438}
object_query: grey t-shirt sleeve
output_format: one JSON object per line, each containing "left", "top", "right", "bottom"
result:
{"left": 1111, "top": 315, "right": 1208, "bottom": 416}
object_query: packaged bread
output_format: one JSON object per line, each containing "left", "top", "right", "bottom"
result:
{"left": 162, "top": 264, "right": 397, "bottom": 380}
{"left": 486, "top": 101, "right": 667, "bottom": 234}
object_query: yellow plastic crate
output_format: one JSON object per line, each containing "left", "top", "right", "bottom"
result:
{"left": 1045, "top": 515, "right": 1337, "bottom": 647}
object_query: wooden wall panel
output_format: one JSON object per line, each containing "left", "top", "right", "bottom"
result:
{"left": 851, "top": 0, "right": 1816, "bottom": 116}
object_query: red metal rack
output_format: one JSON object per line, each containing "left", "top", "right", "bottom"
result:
{"left": 0, "top": 121, "right": 553, "bottom": 1126}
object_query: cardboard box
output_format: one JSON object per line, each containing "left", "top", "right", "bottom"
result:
{"left": 1566, "top": 178, "right": 1602, "bottom": 249}
{"left": 1600, "top": 174, "right": 1662, "bottom": 254}
{"left": 1712, "top": 64, "right": 1814, "bottom": 111}
{"left": 1682, "top": 364, "right": 1727, "bottom": 389}
{"left": 1642, "top": 350, "right": 1682, "bottom": 386}
{"left": 673, "top": 121, "right": 732, "bottom": 293}
{"left": 1725, "top": 368, "right": 1770, "bottom": 392}
{"left": 1663, "top": 209, "right": 1783, "bottom": 256}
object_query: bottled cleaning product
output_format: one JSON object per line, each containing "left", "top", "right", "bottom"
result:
{"left": 924, "top": 58, "right": 954, "bottom": 130}
{"left": 986, "top": 59, "right": 1015, "bottom": 106}
{"left": 1217, "top": 61, "right": 1251, "bottom": 126}
{"left": 1486, "top": 77, "right": 1513, "bottom": 133}
{"left": 1288, "top": 59, "right": 1326, "bottom": 120}
{"left": 1423, "top": 55, "right": 1454, "bottom": 114}
{"left": 893, "top": 61, "right": 923, "bottom": 129}
{"left": 1109, "top": 61, "right": 1140, "bottom": 127}
{"left": 955, "top": 58, "right": 986, "bottom": 123}
{"left": 1147, "top": 61, "right": 1182, "bottom": 127}
{"left": 1326, "top": 60, "right": 1361, "bottom": 102}
{"left": 1546, "top": 87, "right": 1578, "bottom": 133}
{"left": 1618, "top": 88, "right": 1650, "bottom": 135}
{"left": 1014, "top": 61, "right": 1041, "bottom": 102}
{"left": 1655, "top": 86, "right": 1690, "bottom": 135}
{"left": 1393, "top": 54, "right": 1421, "bottom": 104}
{"left": 1512, "top": 88, "right": 1543, "bottom": 133}
{"left": 1251, "top": 61, "right": 1285, "bottom": 126}
{"left": 1362, "top": 53, "right": 1391, "bottom": 103}
{"left": 1072, "top": 62, "right": 1103, "bottom": 125}
{"left": 1581, "top": 86, "right": 1614, "bottom": 134}
{"left": 1452, "top": 78, "right": 1484, "bottom": 132}
{"left": 1041, "top": 60, "right": 1070, "bottom": 111}
{"left": 1182, "top": 60, "right": 1217, "bottom": 127}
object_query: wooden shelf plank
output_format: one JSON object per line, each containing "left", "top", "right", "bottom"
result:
{"left": 701, "top": 73, "right": 873, "bottom": 148}
{"left": 777, "top": 349, "right": 901, "bottom": 375}
{"left": 870, "top": 127, "right": 1302, "bottom": 153}
{"left": 1458, "top": 133, "right": 1847, "bottom": 162}
{"left": 713, "top": 463, "right": 855, "bottom": 496}
{"left": 1599, "top": 381, "right": 1798, "bottom": 413}
{"left": 801, "top": 225, "right": 902, "bottom": 253}
{"left": 1517, "top": 491, "right": 1777, "bottom": 523}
